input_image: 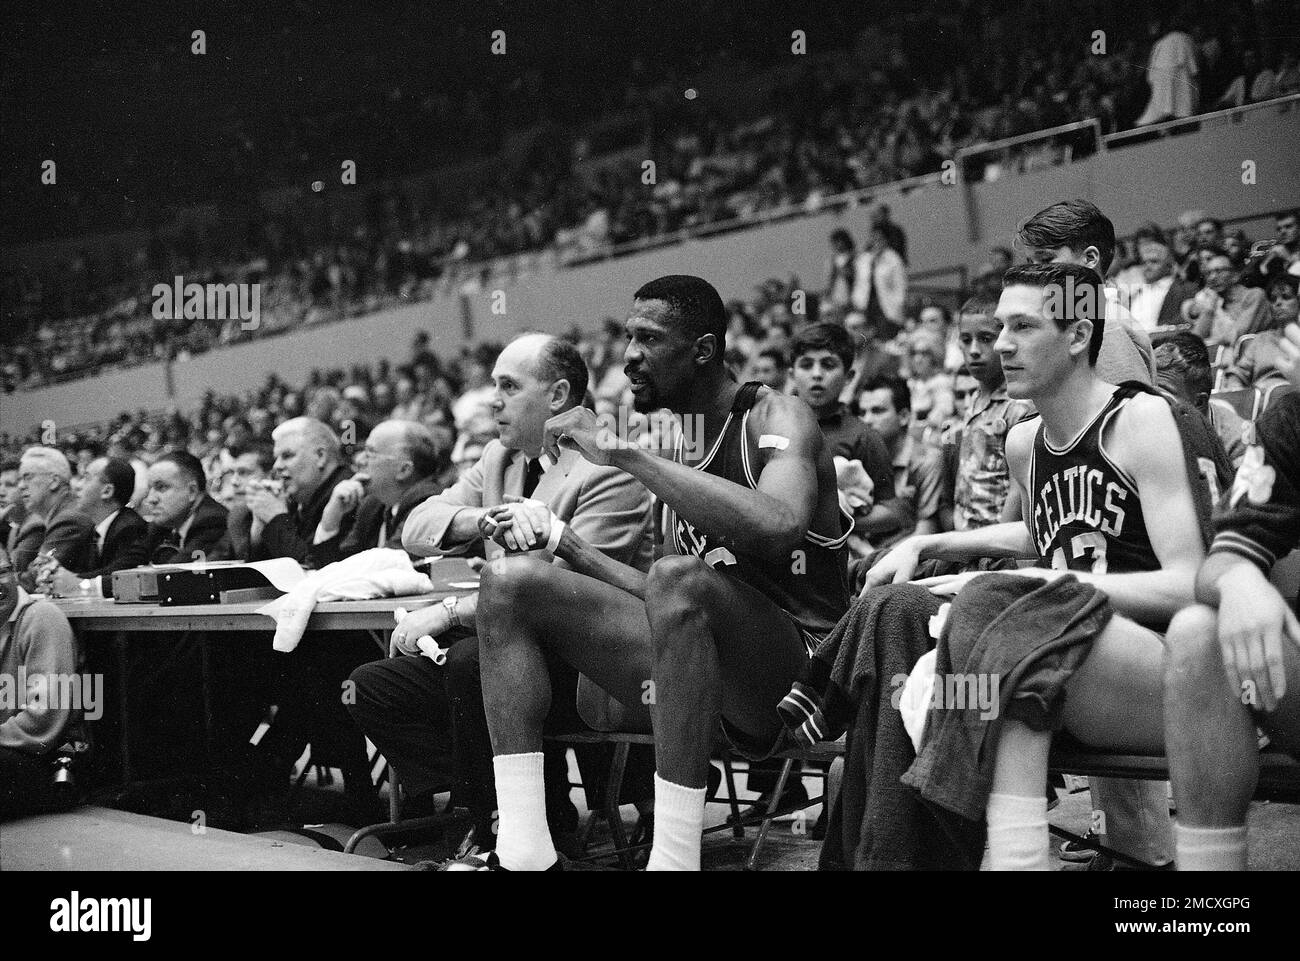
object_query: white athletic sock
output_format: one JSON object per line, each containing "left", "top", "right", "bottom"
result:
{"left": 1174, "top": 822, "right": 1248, "bottom": 871}
{"left": 492, "top": 752, "right": 557, "bottom": 871}
{"left": 645, "top": 773, "right": 707, "bottom": 872}
{"left": 987, "top": 792, "right": 1050, "bottom": 871}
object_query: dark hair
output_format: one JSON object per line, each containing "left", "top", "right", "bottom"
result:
{"left": 790, "top": 322, "right": 855, "bottom": 369}
{"left": 0, "top": 458, "right": 18, "bottom": 474}
{"left": 230, "top": 441, "right": 275, "bottom": 473}
{"left": 153, "top": 450, "right": 207, "bottom": 493}
{"left": 1275, "top": 209, "right": 1299, "bottom": 223}
{"left": 1133, "top": 222, "right": 1167, "bottom": 247}
{"left": 756, "top": 347, "right": 787, "bottom": 367}
{"left": 633, "top": 275, "right": 728, "bottom": 363}
{"left": 1001, "top": 262, "right": 1107, "bottom": 365}
{"left": 1018, "top": 199, "right": 1117, "bottom": 273}
{"left": 959, "top": 294, "right": 1000, "bottom": 320}
{"left": 829, "top": 228, "right": 854, "bottom": 249}
{"left": 101, "top": 457, "right": 136, "bottom": 506}
{"left": 860, "top": 375, "right": 910, "bottom": 414}
{"left": 534, "top": 336, "right": 589, "bottom": 408}
{"left": 1154, "top": 331, "right": 1212, "bottom": 399}
{"left": 1265, "top": 273, "right": 1299, "bottom": 298}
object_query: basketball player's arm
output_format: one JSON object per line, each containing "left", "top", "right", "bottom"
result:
{"left": 1067, "top": 395, "right": 1204, "bottom": 626}
{"left": 862, "top": 422, "right": 1037, "bottom": 591}
{"left": 607, "top": 394, "right": 821, "bottom": 563}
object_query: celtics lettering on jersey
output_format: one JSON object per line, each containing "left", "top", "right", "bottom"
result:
{"left": 1028, "top": 388, "right": 1159, "bottom": 577}
{"left": 1032, "top": 466, "right": 1129, "bottom": 573}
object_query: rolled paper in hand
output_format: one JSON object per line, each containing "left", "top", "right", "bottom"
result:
{"left": 416, "top": 635, "right": 448, "bottom": 665}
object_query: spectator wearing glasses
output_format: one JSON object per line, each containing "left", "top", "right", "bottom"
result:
{"left": 313, "top": 419, "right": 449, "bottom": 562}
{"left": 14, "top": 447, "right": 95, "bottom": 592}
{"left": 1182, "top": 248, "right": 1270, "bottom": 349}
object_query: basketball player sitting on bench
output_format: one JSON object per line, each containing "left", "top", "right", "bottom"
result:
{"left": 865, "top": 263, "right": 1204, "bottom": 870}
{"left": 1164, "top": 390, "right": 1300, "bottom": 870}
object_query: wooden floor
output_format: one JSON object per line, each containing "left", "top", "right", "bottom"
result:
{"left": 0, "top": 806, "right": 409, "bottom": 871}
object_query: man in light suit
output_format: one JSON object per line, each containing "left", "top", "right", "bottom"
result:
{"left": 347, "top": 333, "right": 653, "bottom": 853}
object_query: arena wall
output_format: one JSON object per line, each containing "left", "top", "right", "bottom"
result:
{"left": 4, "top": 102, "right": 1297, "bottom": 435}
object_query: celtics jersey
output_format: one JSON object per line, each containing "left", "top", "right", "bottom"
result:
{"left": 661, "top": 382, "right": 852, "bottom": 647}
{"left": 1028, "top": 386, "right": 1159, "bottom": 575}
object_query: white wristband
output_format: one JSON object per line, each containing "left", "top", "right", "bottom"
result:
{"left": 546, "top": 517, "right": 567, "bottom": 554}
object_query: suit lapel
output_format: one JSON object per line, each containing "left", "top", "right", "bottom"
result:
{"left": 530, "top": 448, "right": 579, "bottom": 504}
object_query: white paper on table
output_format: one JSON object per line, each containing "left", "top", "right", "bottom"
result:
{"left": 150, "top": 557, "right": 307, "bottom": 591}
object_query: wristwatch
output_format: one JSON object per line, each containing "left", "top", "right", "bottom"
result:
{"left": 441, "top": 594, "right": 461, "bottom": 629}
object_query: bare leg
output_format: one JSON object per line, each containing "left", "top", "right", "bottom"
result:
{"left": 988, "top": 615, "right": 1167, "bottom": 870}
{"left": 477, "top": 555, "right": 654, "bottom": 758}
{"left": 644, "top": 555, "right": 808, "bottom": 789}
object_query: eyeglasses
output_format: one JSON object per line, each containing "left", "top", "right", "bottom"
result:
{"left": 16, "top": 470, "right": 51, "bottom": 485}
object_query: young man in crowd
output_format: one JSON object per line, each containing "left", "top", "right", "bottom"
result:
{"left": 38, "top": 456, "right": 148, "bottom": 597}
{"left": 1155, "top": 331, "right": 1249, "bottom": 469}
{"left": 460, "top": 275, "right": 850, "bottom": 870}
{"left": 789, "top": 322, "right": 901, "bottom": 551}
{"left": 866, "top": 263, "right": 1203, "bottom": 870}
{"left": 1018, "top": 198, "right": 1157, "bottom": 387}
{"left": 953, "top": 296, "right": 1036, "bottom": 531}
{"left": 1164, "top": 390, "right": 1300, "bottom": 869}
{"left": 858, "top": 376, "right": 945, "bottom": 547}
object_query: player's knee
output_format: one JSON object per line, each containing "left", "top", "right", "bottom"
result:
{"left": 1165, "top": 605, "right": 1223, "bottom": 696}
{"left": 646, "top": 554, "right": 711, "bottom": 605}
{"left": 478, "top": 554, "right": 549, "bottom": 622}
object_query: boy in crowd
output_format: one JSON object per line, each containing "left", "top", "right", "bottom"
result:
{"left": 789, "top": 323, "right": 901, "bottom": 554}
{"left": 953, "top": 296, "right": 1036, "bottom": 531}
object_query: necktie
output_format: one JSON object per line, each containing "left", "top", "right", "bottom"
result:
{"left": 522, "top": 457, "right": 543, "bottom": 498}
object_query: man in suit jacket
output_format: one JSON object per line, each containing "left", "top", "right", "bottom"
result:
{"left": 139, "top": 452, "right": 232, "bottom": 563}
{"left": 40, "top": 457, "right": 148, "bottom": 597}
{"left": 241, "top": 418, "right": 378, "bottom": 823}
{"left": 246, "top": 417, "right": 353, "bottom": 569}
{"left": 1126, "top": 235, "right": 1201, "bottom": 330}
{"left": 348, "top": 334, "right": 653, "bottom": 850}
{"left": 14, "top": 447, "right": 96, "bottom": 591}
{"left": 311, "top": 419, "right": 449, "bottom": 565}
{"left": 1, "top": 458, "right": 41, "bottom": 575}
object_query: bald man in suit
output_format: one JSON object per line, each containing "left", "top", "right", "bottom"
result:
{"left": 349, "top": 334, "right": 653, "bottom": 855}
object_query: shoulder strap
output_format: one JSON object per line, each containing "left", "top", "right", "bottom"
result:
{"left": 731, "top": 381, "right": 764, "bottom": 413}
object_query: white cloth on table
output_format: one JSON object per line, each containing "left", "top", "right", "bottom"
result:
{"left": 257, "top": 547, "right": 434, "bottom": 653}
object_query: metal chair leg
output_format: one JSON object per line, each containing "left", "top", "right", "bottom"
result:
{"left": 604, "top": 741, "right": 634, "bottom": 870}
{"left": 722, "top": 755, "right": 745, "bottom": 839}
{"left": 746, "top": 757, "right": 795, "bottom": 871}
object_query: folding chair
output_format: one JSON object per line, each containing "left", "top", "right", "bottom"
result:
{"left": 1048, "top": 740, "right": 1300, "bottom": 868}
{"left": 564, "top": 675, "right": 843, "bottom": 870}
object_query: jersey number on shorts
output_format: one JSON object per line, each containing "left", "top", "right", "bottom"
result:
{"left": 1050, "top": 531, "right": 1109, "bottom": 575}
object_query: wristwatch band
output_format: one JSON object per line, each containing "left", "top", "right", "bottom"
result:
{"left": 441, "top": 594, "right": 461, "bottom": 629}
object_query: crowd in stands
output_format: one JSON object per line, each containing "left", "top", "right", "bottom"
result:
{"left": 5, "top": 1, "right": 1297, "bottom": 391}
